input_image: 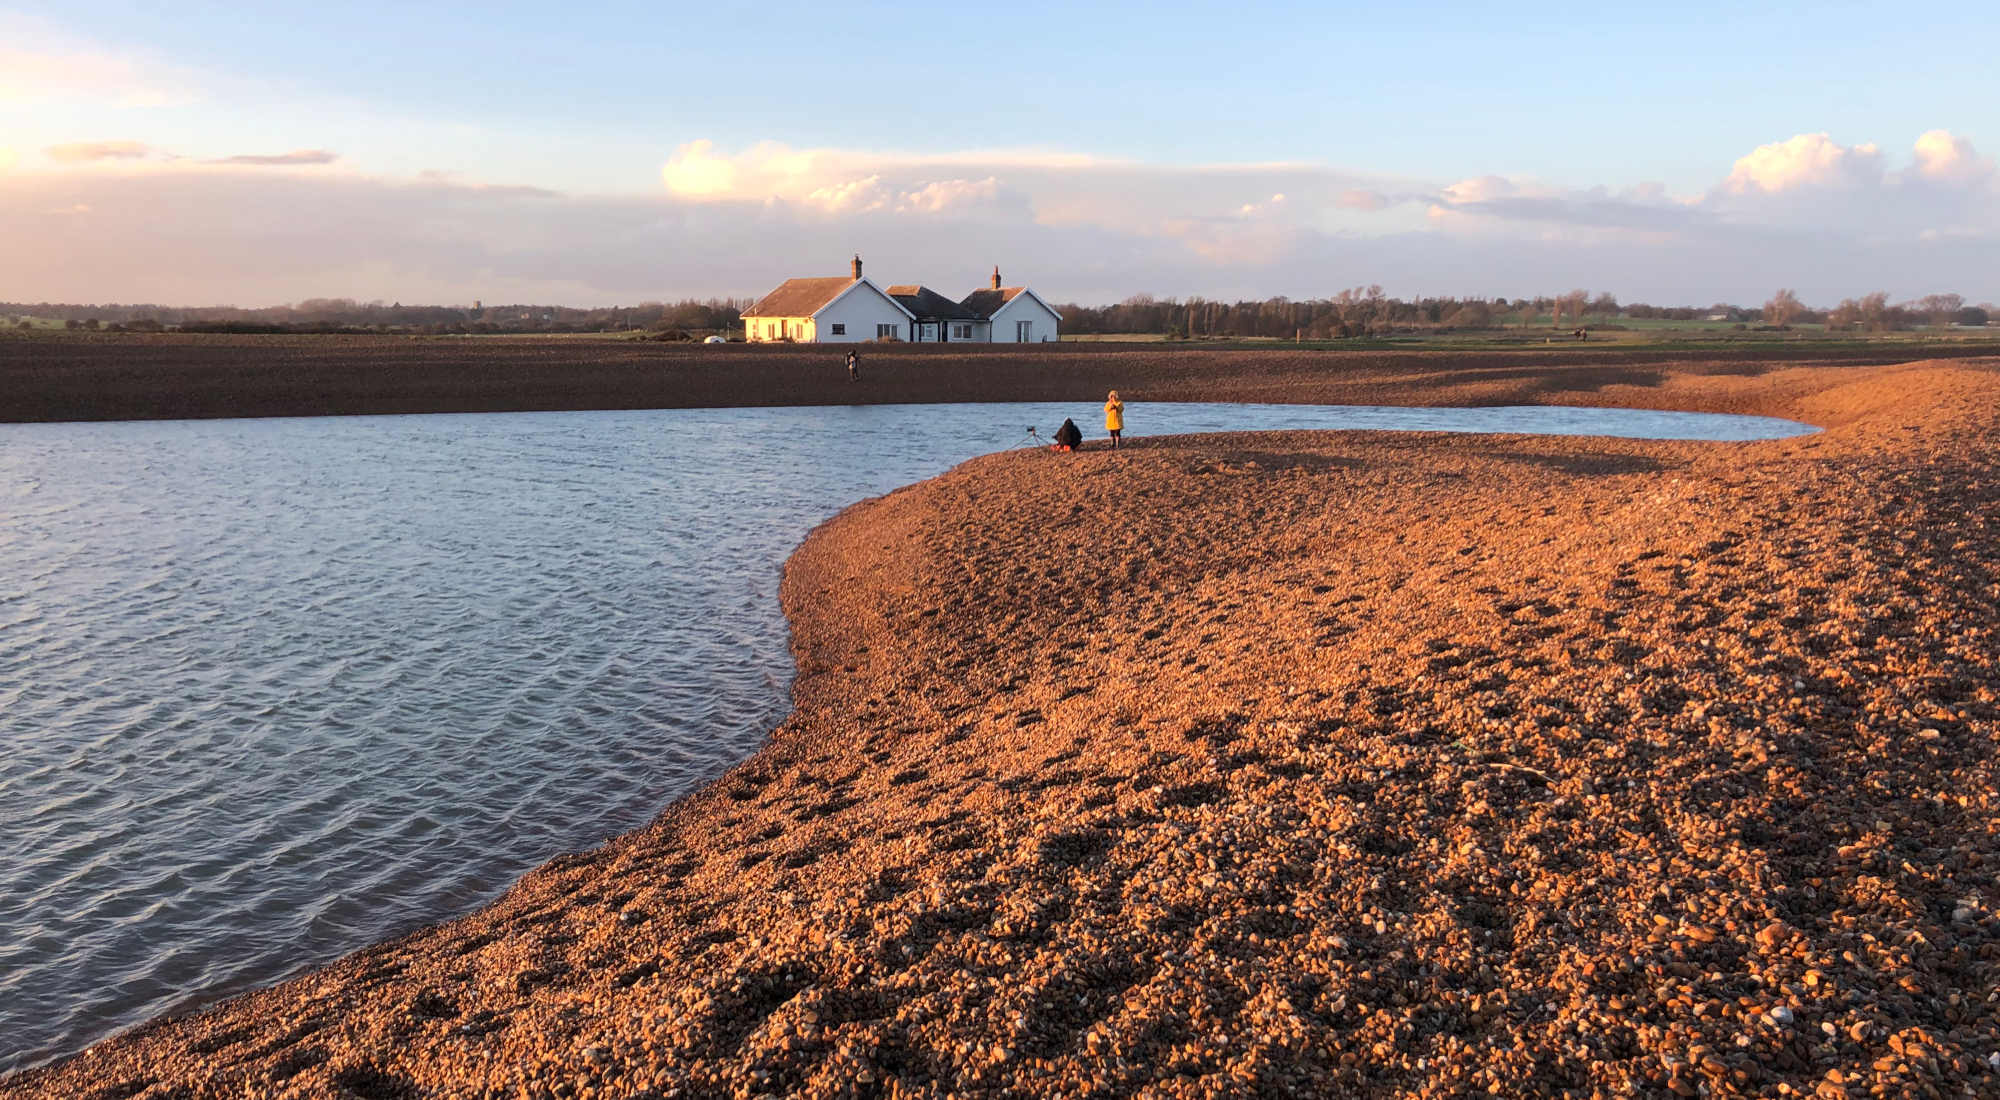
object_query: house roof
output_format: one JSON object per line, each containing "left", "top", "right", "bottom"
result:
{"left": 886, "top": 285, "right": 977, "bottom": 321}
{"left": 741, "top": 277, "right": 859, "bottom": 319}
{"left": 960, "top": 287, "right": 1033, "bottom": 320}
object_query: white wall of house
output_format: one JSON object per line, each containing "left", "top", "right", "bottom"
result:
{"left": 813, "top": 283, "right": 912, "bottom": 343}
{"left": 988, "top": 293, "right": 1063, "bottom": 343}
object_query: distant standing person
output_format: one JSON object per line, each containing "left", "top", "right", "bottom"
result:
{"left": 846, "top": 349, "right": 860, "bottom": 381}
{"left": 1104, "top": 390, "right": 1125, "bottom": 448}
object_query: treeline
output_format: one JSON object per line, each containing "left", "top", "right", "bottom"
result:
{"left": 1056, "top": 288, "right": 1994, "bottom": 338}
{"left": 2, "top": 297, "right": 751, "bottom": 336}
{"left": 8, "top": 289, "right": 1993, "bottom": 339}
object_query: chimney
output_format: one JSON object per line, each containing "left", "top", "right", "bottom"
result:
{"left": 852, "top": 255, "right": 863, "bottom": 281}
{"left": 992, "top": 266, "right": 1002, "bottom": 291}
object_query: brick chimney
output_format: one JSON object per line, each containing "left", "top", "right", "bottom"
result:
{"left": 852, "top": 255, "right": 863, "bottom": 280}
{"left": 991, "top": 266, "right": 1002, "bottom": 290}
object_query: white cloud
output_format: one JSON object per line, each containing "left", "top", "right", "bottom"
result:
{"left": 1910, "top": 130, "right": 1996, "bottom": 188}
{"left": 897, "top": 177, "right": 1025, "bottom": 215}
{"left": 655, "top": 138, "right": 1434, "bottom": 262}
{"left": 798, "top": 173, "right": 892, "bottom": 213}
{"left": 1723, "top": 133, "right": 1885, "bottom": 193}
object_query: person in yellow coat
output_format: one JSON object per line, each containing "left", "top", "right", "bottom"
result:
{"left": 1104, "top": 390, "right": 1125, "bottom": 448}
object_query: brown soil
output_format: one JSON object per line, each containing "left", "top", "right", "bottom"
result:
{"left": 7, "top": 360, "right": 2000, "bottom": 1100}
{"left": 1, "top": 331, "right": 1995, "bottom": 422}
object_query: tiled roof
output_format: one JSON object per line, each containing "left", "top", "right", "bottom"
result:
{"left": 959, "top": 287, "right": 1027, "bottom": 319}
{"left": 885, "top": 285, "right": 977, "bottom": 321}
{"left": 741, "top": 277, "right": 857, "bottom": 318}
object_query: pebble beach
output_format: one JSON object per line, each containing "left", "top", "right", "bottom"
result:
{"left": 7, "top": 358, "right": 2000, "bottom": 1100}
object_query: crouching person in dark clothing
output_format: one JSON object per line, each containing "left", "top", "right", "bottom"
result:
{"left": 1052, "top": 418, "right": 1083, "bottom": 451}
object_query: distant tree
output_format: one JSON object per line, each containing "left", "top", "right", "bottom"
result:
{"left": 1916, "top": 293, "right": 1965, "bottom": 327}
{"left": 1827, "top": 299, "right": 1861, "bottom": 331}
{"left": 1561, "top": 290, "right": 1589, "bottom": 326}
{"left": 1443, "top": 301, "right": 1490, "bottom": 328}
{"left": 1763, "top": 288, "right": 1802, "bottom": 328}
{"left": 1859, "top": 292, "right": 1891, "bottom": 332}
{"left": 1956, "top": 306, "right": 1990, "bottom": 327}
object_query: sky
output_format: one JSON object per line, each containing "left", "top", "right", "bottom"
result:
{"left": 2, "top": 0, "right": 1996, "bottom": 308}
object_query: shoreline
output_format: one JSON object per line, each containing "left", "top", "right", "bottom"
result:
{"left": 6, "top": 359, "right": 2000, "bottom": 1099}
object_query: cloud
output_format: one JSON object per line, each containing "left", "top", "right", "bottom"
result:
{"left": 1910, "top": 130, "right": 1996, "bottom": 188}
{"left": 1337, "top": 189, "right": 1396, "bottom": 212}
{"left": 3, "top": 129, "right": 1997, "bottom": 308}
{"left": 661, "top": 139, "right": 1101, "bottom": 203}
{"left": 1422, "top": 175, "right": 1702, "bottom": 245}
{"left": 208, "top": 150, "right": 340, "bottom": 167}
{"left": 1722, "top": 133, "right": 1885, "bottom": 193}
{"left": 656, "top": 139, "right": 1435, "bottom": 260}
{"left": 44, "top": 141, "right": 153, "bottom": 163}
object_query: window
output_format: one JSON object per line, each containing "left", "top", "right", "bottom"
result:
{"left": 876, "top": 323, "right": 897, "bottom": 339}
{"left": 830, "top": 323, "right": 846, "bottom": 335}
{"left": 1016, "top": 320, "right": 1033, "bottom": 342}
{"left": 952, "top": 324, "right": 972, "bottom": 339}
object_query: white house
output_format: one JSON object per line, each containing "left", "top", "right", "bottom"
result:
{"left": 742, "top": 258, "right": 1061, "bottom": 343}
{"left": 960, "top": 268, "right": 1063, "bottom": 343}
{"left": 740, "top": 256, "right": 913, "bottom": 343}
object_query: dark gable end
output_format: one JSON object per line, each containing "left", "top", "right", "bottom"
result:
{"left": 741, "top": 277, "right": 858, "bottom": 318}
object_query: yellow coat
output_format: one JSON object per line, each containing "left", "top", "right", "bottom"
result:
{"left": 1104, "top": 400, "right": 1124, "bottom": 431}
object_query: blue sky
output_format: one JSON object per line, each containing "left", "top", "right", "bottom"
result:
{"left": 3, "top": 1, "right": 1997, "bottom": 306}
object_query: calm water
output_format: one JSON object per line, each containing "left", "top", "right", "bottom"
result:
{"left": 0, "top": 402, "right": 1813, "bottom": 1071}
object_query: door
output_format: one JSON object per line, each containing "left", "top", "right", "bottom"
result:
{"left": 921, "top": 323, "right": 938, "bottom": 342}
{"left": 1016, "top": 320, "right": 1033, "bottom": 343}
